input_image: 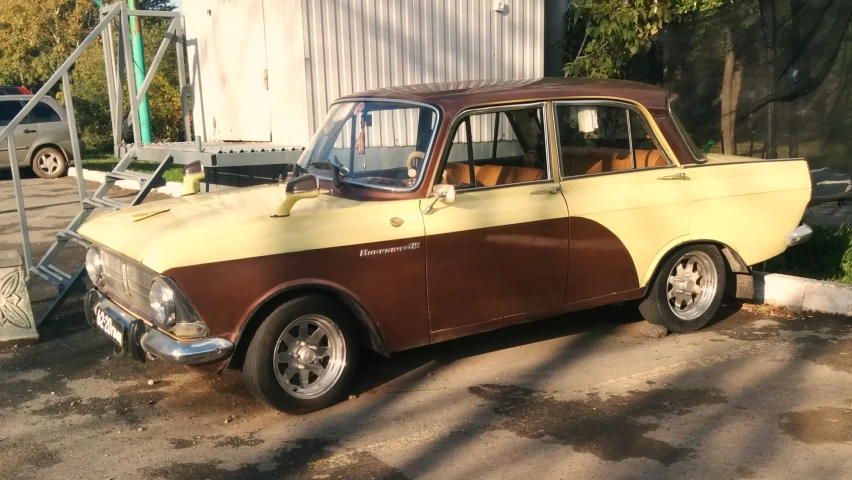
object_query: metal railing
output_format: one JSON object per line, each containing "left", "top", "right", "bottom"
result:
{"left": 0, "top": 2, "right": 189, "bottom": 277}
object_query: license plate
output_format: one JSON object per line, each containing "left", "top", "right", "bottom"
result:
{"left": 94, "top": 305, "right": 125, "bottom": 347}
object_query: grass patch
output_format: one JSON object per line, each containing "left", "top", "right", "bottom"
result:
{"left": 764, "top": 225, "right": 852, "bottom": 284}
{"left": 81, "top": 150, "right": 184, "bottom": 183}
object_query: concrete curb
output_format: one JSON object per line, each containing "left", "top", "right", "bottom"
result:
{"left": 753, "top": 271, "right": 852, "bottom": 316}
{"left": 68, "top": 168, "right": 183, "bottom": 198}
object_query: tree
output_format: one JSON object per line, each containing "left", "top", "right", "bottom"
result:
{"left": 0, "top": 0, "right": 183, "bottom": 149}
{"left": 759, "top": 0, "right": 778, "bottom": 158}
{"left": 0, "top": 0, "right": 97, "bottom": 87}
{"left": 564, "top": 0, "right": 728, "bottom": 79}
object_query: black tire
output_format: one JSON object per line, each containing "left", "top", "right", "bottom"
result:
{"left": 241, "top": 295, "right": 359, "bottom": 414}
{"left": 639, "top": 244, "right": 727, "bottom": 333}
{"left": 31, "top": 146, "right": 68, "bottom": 179}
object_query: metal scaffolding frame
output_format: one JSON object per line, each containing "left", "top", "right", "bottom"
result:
{"left": 0, "top": 2, "right": 188, "bottom": 324}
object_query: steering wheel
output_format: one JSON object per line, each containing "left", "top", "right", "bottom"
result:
{"left": 367, "top": 177, "right": 409, "bottom": 188}
{"left": 406, "top": 151, "right": 425, "bottom": 174}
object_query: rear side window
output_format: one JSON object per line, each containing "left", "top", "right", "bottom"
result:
{"left": 0, "top": 100, "right": 23, "bottom": 126}
{"left": 30, "top": 102, "right": 62, "bottom": 123}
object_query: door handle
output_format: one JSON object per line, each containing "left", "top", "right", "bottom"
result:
{"left": 22, "top": 129, "right": 37, "bottom": 134}
{"left": 657, "top": 172, "right": 688, "bottom": 181}
{"left": 532, "top": 185, "right": 562, "bottom": 195}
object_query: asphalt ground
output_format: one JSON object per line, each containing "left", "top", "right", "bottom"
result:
{"left": 2, "top": 176, "right": 852, "bottom": 480}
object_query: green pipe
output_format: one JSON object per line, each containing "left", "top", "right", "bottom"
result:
{"left": 127, "top": 0, "right": 152, "bottom": 144}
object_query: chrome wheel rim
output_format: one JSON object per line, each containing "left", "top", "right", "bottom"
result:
{"left": 666, "top": 251, "right": 718, "bottom": 321}
{"left": 272, "top": 314, "right": 346, "bottom": 399}
{"left": 37, "top": 152, "right": 61, "bottom": 174}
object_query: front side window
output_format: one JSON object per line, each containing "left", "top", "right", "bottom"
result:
{"left": 556, "top": 103, "right": 670, "bottom": 177}
{"left": 437, "top": 105, "right": 549, "bottom": 189}
{"left": 298, "top": 101, "right": 438, "bottom": 191}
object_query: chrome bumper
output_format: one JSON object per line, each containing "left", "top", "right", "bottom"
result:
{"left": 85, "top": 289, "right": 233, "bottom": 366}
{"left": 786, "top": 224, "right": 813, "bottom": 247}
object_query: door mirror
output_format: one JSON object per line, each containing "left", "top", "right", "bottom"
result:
{"left": 180, "top": 160, "right": 205, "bottom": 196}
{"left": 423, "top": 184, "right": 456, "bottom": 214}
{"left": 272, "top": 174, "right": 321, "bottom": 217}
{"left": 284, "top": 173, "right": 319, "bottom": 194}
{"left": 433, "top": 184, "right": 456, "bottom": 203}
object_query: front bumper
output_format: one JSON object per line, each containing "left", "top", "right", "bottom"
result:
{"left": 786, "top": 224, "right": 813, "bottom": 247}
{"left": 84, "top": 289, "right": 233, "bottom": 366}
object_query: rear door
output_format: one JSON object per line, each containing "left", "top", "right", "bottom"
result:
{"left": 554, "top": 101, "right": 690, "bottom": 303}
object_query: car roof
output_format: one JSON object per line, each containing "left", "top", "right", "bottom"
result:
{"left": 338, "top": 77, "right": 670, "bottom": 115}
{"left": 0, "top": 95, "right": 56, "bottom": 102}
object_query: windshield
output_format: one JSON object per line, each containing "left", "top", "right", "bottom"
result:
{"left": 667, "top": 99, "right": 706, "bottom": 162}
{"left": 297, "top": 101, "right": 439, "bottom": 191}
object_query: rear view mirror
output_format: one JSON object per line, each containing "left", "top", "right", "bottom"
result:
{"left": 272, "top": 174, "right": 321, "bottom": 217}
{"left": 285, "top": 173, "right": 319, "bottom": 194}
{"left": 423, "top": 184, "right": 456, "bottom": 214}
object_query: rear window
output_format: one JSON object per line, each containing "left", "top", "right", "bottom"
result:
{"left": 30, "top": 102, "right": 61, "bottom": 123}
{"left": 0, "top": 100, "right": 23, "bottom": 126}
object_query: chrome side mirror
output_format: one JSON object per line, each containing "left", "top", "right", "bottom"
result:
{"left": 423, "top": 184, "right": 456, "bottom": 214}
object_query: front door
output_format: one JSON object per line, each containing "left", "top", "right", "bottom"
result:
{"left": 422, "top": 103, "right": 570, "bottom": 334}
{"left": 553, "top": 101, "right": 690, "bottom": 303}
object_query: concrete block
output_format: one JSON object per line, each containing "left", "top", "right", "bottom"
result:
{"left": 754, "top": 272, "right": 852, "bottom": 316}
{"left": 0, "top": 251, "right": 38, "bottom": 345}
{"left": 802, "top": 281, "right": 852, "bottom": 316}
{"left": 754, "top": 272, "right": 806, "bottom": 312}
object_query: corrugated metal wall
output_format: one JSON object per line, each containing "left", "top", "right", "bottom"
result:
{"left": 184, "top": 0, "right": 544, "bottom": 146}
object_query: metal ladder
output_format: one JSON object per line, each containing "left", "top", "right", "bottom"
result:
{"left": 32, "top": 152, "right": 174, "bottom": 325}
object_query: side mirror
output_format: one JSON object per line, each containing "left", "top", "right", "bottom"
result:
{"left": 423, "top": 184, "right": 456, "bottom": 214}
{"left": 181, "top": 160, "right": 205, "bottom": 196}
{"left": 271, "top": 174, "right": 320, "bottom": 217}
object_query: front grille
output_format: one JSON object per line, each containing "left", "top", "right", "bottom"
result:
{"left": 100, "top": 249, "right": 155, "bottom": 318}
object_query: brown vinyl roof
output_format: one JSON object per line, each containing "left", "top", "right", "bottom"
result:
{"left": 338, "top": 77, "right": 670, "bottom": 115}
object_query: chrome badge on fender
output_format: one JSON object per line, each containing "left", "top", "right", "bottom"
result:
{"left": 359, "top": 242, "right": 421, "bottom": 257}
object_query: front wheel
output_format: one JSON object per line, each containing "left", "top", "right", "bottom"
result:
{"left": 639, "top": 244, "right": 726, "bottom": 333}
{"left": 242, "top": 295, "right": 359, "bottom": 414}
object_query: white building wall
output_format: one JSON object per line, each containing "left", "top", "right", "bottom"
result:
{"left": 184, "top": 0, "right": 544, "bottom": 146}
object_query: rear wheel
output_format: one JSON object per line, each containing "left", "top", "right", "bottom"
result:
{"left": 242, "top": 295, "right": 359, "bottom": 414}
{"left": 639, "top": 244, "right": 726, "bottom": 333}
{"left": 32, "top": 146, "right": 68, "bottom": 179}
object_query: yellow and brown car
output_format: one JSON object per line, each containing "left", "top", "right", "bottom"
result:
{"left": 78, "top": 78, "right": 813, "bottom": 413}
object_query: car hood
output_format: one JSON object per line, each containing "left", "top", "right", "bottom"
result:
{"left": 77, "top": 184, "right": 425, "bottom": 273}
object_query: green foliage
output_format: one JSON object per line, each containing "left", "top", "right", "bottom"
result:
{"left": 69, "top": 16, "right": 185, "bottom": 149}
{"left": 0, "top": 0, "right": 184, "bottom": 151}
{"left": 564, "top": 0, "right": 733, "bottom": 79}
{"left": 765, "top": 225, "right": 852, "bottom": 284}
{"left": 81, "top": 149, "right": 184, "bottom": 182}
{"left": 0, "top": 0, "right": 97, "bottom": 86}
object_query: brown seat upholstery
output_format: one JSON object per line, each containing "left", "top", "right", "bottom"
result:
{"left": 443, "top": 163, "right": 545, "bottom": 187}
{"left": 476, "top": 165, "right": 545, "bottom": 186}
{"left": 444, "top": 163, "right": 481, "bottom": 185}
{"left": 561, "top": 147, "right": 666, "bottom": 176}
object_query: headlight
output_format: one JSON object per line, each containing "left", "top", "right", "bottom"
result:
{"left": 85, "top": 247, "right": 103, "bottom": 285}
{"left": 149, "top": 277, "right": 176, "bottom": 326}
